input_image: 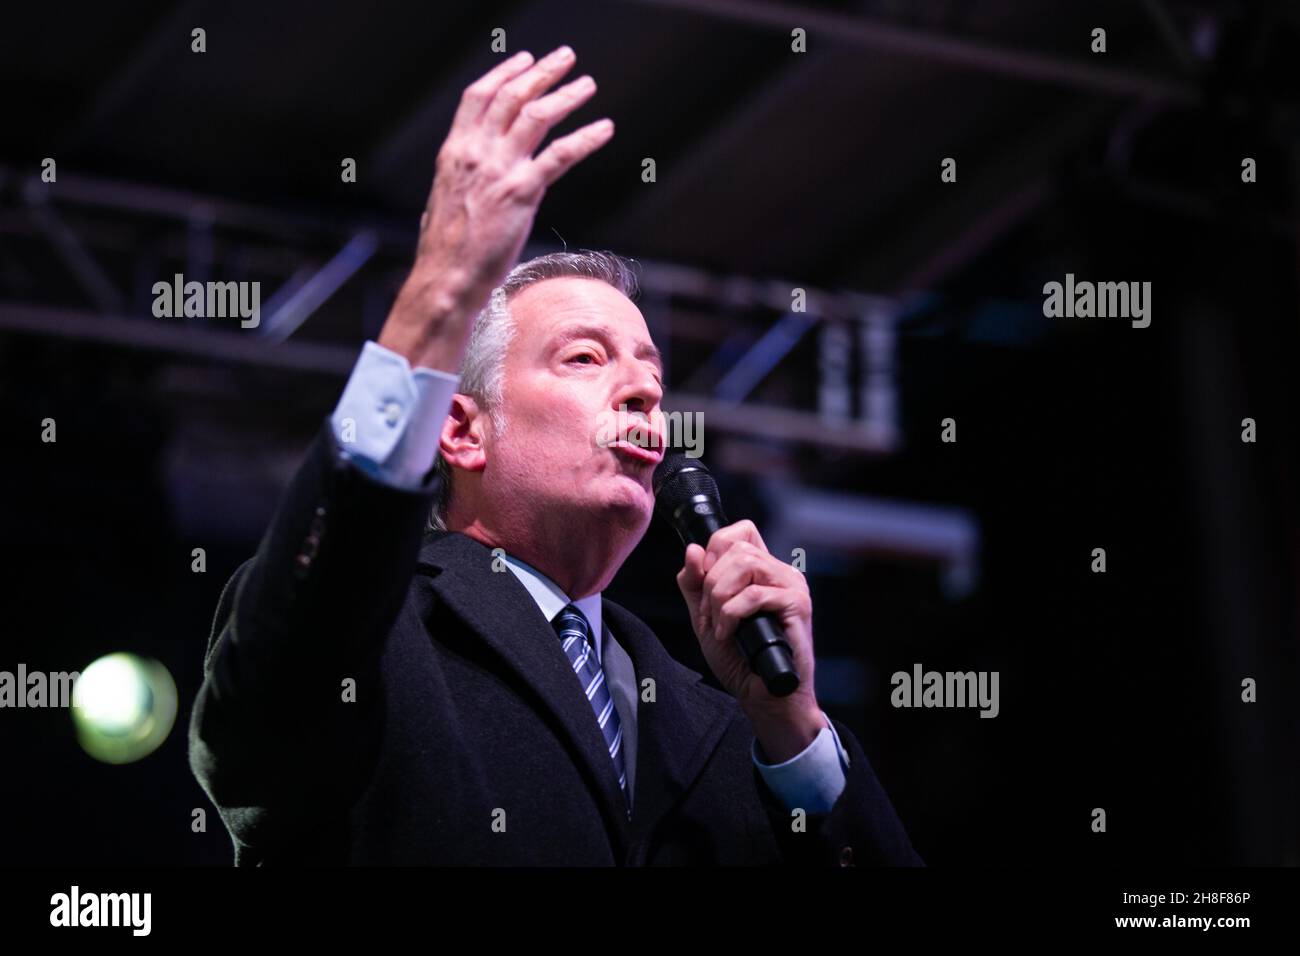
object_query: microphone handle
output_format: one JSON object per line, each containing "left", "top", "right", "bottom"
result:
{"left": 735, "top": 613, "right": 801, "bottom": 699}
{"left": 672, "top": 500, "right": 801, "bottom": 698}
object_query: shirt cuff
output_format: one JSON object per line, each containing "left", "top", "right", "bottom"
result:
{"left": 752, "top": 711, "right": 851, "bottom": 814}
{"left": 330, "top": 340, "right": 460, "bottom": 488}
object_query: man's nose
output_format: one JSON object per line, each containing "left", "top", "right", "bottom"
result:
{"left": 616, "top": 363, "right": 663, "bottom": 413}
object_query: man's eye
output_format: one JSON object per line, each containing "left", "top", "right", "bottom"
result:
{"left": 569, "top": 353, "right": 596, "bottom": 365}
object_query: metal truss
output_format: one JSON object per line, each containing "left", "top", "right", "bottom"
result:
{"left": 0, "top": 165, "right": 903, "bottom": 457}
{"left": 0, "top": 165, "right": 991, "bottom": 596}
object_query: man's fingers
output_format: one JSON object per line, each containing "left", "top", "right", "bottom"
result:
{"left": 676, "top": 543, "right": 706, "bottom": 601}
{"left": 703, "top": 519, "right": 768, "bottom": 574}
{"left": 449, "top": 50, "right": 537, "bottom": 137}
{"left": 677, "top": 543, "right": 714, "bottom": 641}
{"left": 484, "top": 45, "right": 577, "bottom": 134}
{"left": 507, "top": 74, "right": 597, "bottom": 157}
{"left": 703, "top": 544, "right": 797, "bottom": 634}
{"left": 705, "top": 543, "right": 794, "bottom": 607}
{"left": 716, "top": 585, "right": 789, "bottom": 643}
{"left": 530, "top": 118, "right": 614, "bottom": 188}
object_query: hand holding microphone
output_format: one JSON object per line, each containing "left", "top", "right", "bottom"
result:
{"left": 655, "top": 454, "right": 826, "bottom": 756}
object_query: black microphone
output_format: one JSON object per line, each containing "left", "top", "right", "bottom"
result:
{"left": 652, "top": 450, "right": 801, "bottom": 698}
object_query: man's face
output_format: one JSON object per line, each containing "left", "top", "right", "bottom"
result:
{"left": 484, "top": 276, "right": 666, "bottom": 537}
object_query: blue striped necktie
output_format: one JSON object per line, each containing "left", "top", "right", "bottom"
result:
{"left": 552, "top": 604, "right": 630, "bottom": 815}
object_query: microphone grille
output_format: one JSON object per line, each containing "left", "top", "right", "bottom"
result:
{"left": 652, "top": 450, "right": 719, "bottom": 511}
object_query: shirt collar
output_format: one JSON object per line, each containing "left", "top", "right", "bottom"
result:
{"left": 500, "top": 552, "right": 604, "bottom": 664}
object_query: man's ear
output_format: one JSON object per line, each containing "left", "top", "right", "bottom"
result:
{"left": 439, "top": 393, "right": 488, "bottom": 474}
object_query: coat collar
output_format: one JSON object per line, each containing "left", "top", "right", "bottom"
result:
{"left": 413, "top": 530, "right": 736, "bottom": 859}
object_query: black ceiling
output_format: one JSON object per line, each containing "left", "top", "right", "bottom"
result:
{"left": 5, "top": 0, "right": 1288, "bottom": 292}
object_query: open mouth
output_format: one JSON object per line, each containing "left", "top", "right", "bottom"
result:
{"left": 609, "top": 439, "right": 663, "bottom": 465}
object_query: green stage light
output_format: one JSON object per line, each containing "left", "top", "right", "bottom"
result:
{"left": 71, "top": 653, "right": 178, "bottom": 764}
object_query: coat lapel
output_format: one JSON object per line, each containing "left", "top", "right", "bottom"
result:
{"left": 413, "top": 531, "right": 736, "bottom": 859}
{"left": 414, "top": 531, "right": 632, "bottom": 849}
{"left": 600, "top": 598, "right": 736, "bottom": 848}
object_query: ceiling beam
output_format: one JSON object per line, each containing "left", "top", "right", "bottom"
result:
{"left": 620, "top": 0, "right": 1201, "bottom": 104}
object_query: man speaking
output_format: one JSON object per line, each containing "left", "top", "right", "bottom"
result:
{"left": 188, "top": 45, "right": 922, "bottom": 866}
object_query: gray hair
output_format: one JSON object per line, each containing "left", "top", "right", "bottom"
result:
{"left": 427, "top": 249, "right": 641, "bottom": 531}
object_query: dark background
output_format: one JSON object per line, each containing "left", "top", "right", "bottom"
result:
{"left": 0, "top": 0, "right": 1297, "bottom": 866}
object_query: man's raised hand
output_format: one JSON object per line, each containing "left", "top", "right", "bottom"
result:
{"left": 380, "top": 46, "right": 613, "bottom": 372}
